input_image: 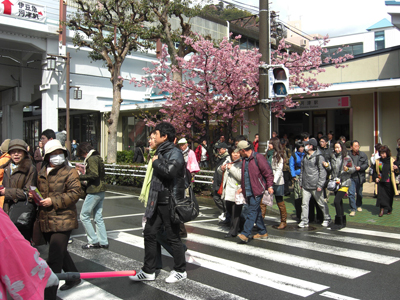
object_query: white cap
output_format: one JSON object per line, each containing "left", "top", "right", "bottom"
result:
{"left": 177, "top": 138, "right": 188, "bottom": 144}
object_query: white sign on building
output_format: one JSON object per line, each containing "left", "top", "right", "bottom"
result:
{"left": 0, "top": 0, "right": 46, "bottom": 22}
{"left": 287, "top": 96, "right": 351, "bottom": 111}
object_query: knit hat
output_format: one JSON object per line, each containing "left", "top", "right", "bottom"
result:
{"left": 8, "top": 139, "right": 28, "bottom": 153}
{"left": 0, "top": 139, "right": 10, "bottom": 153}
{"left": 44, "top": 139, "right": 67, "bottom": 158}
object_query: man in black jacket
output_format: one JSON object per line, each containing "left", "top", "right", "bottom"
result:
{"left": 130, "top": 122, "right": 187, "bottom": 283}
{"left": 348, "top": 140, "right": 369, "bottom": 216}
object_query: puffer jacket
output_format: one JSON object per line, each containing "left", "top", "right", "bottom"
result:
{"left": 79, "top": 151, "right": 105, "bottom": 194}
{"left": 289, "top": 151, "right": 305, "bottom": 178}
{"left": 2, "top": 157, "right": 37, "bottom": 213}
{"left": 299, "top": 151, "right": 327, "bottom": 190}
{"left": 326, "top": 154, "right": 355, "bottom": 187}
{"left": 152, "top": 141, "right": 185, "bottom": 205}
{"left": 217, "top": 157, "right": 242, "bottom": 202}
{"left": 37, "top": 163, "right": 81, "bottom": 233}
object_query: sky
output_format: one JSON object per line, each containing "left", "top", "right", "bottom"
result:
{"left": 244, "top": 0, "right": 392, "bottom": 37}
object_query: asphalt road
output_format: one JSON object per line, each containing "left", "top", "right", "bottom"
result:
{"left": 36, "top": 190, "right": 400, "bottom": 300}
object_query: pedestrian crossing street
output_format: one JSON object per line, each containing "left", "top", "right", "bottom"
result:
{"left": 59, "top": 203, "right": 400, "bottom": 300}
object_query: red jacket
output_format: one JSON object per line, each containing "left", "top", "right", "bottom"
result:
{"left": 253, "top": 140, "right": 259, "bottom": 152}
{"left": 241, "top": 152, "right": 274, "bottom": 197}
{"left": 195, "top": 144, "right": 209, "bottom": 162}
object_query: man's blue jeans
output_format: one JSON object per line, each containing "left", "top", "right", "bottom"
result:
{"left": 80, "top": 191, "right": 108, "bottom": 245}
{"left": 241, "top": 195, "right": 267, "bottom": 237}
{"left": 348, "top": 177, "right": 363, "bottom": 211}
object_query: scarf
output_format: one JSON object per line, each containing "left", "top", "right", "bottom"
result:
{"left": 139, "top": 148, "right": 156, "bottom": 207}
{"left": 145, "top": 141, "right": 177, "bottom": 219}
{"left": 266, "top": 149, "right": 274, "bottom": 164}
{"left": 182, "top": 147, "right": 189, "bottom": 163}
{"left": 379, "top": 157, "right": 391, "bottom": 182}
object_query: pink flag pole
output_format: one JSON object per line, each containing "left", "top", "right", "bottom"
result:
{"left": 56, "top": 270, "right": 136, "bottom": 281}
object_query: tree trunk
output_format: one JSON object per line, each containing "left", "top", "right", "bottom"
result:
{"left": 106, "top": 66, "right": 123, "bottom": 163}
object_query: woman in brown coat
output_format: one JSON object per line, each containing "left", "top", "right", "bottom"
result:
{"left": 0, "top": 139, "right": 37, "bottom": 241}
{"left": 34, "top": 139, "right": 82, "bottom": 299}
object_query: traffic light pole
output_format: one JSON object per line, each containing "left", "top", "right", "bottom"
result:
{"left": 258, "top": 0, "right": 270, "bottom": 153}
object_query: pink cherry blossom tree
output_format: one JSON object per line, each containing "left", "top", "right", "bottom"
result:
{"left": 134, "top": 34, "right": 353, "bottom": 141}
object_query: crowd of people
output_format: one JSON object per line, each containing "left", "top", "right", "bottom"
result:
{"left": 0, "top": 129, "right": 106, "bottom": 299}
{"left": 1, "top": 124, "right": 399, "bottom": 298}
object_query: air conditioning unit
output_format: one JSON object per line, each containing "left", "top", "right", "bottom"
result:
{"left": 301, "top": 39, "right": 307, "bottom": 46}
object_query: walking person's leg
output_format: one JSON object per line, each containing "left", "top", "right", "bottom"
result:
{"left": 300, "top": 189, "right": 312, "bottom": 226}
{"left": 92, "top": 191, "right": 108, "bottom": 247}
{"left": 348, "top": 179, "right": 357, "bottom": 215}
{"left": 80, "top": 193, "right": 100, "bottom": 247}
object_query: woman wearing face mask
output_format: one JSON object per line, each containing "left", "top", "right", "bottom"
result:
{"left": 34, "top": 139, "right": 81, "bottom": 298}
{"left": 323, "top": 141, "right": 355, "bottom": 230}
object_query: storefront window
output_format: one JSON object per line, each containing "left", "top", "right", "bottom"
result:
{"left": 122, "top": 116, "right": 151, "bottom": 151}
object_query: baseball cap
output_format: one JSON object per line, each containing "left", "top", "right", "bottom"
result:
{"left": 177, "top": 138, "right": 187, "bottom": 144}
{"left": 304, "top": 138, "right": 317, "bottom": 147}
{"left": 215, "top": 142, "right": 229, "bottom": 149}
{"left": 236, "top": 140, "right": 251, "bottom": 150}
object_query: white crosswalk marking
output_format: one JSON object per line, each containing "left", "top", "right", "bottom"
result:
{"left": 187, "top": 222, "right": 400, "bottom": 264}
{"left": 65, "top": 239, "right": 247, "bottom": 300}
{"left": 108, "top": 231, "right": 329, "bottom": 297}
{"left": 58, "top": 280, "right": 123, "bottom": 300}
{"left": 339, "top": 227, "right": 400, "bottom": 240}
{"left": 184, "top": 233, "right": 369, "bottom": 279}
{"left": 313, "top": 232, "right": 400, "bottom": 251}
{"left": 320, "top": 291, "right": 360, "bottom": 300}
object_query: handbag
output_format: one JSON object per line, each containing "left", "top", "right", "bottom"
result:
{"left": 235, "top": 191, "right": 245, "bottom": 205}
{"left": 261, "top": 191, "right": 274, "bottom": 207}
{"left": 327, "top": 179, "right": 340, "bottom": 192}
{"left": 170, "top": 185, "right": 199, "bottom": 224}
{"left": 8, "top": 199, "right": 36, "bottom": 230}
{"left": 32, "top": 218, "right": 46, "bottom": 246}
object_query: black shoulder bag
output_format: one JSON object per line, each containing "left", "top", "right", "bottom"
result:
{"left": 169, "top": 163, "right": 200, "bottom": 224}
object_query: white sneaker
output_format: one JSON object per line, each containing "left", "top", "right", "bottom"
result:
{"left": 298, "top": 221, "right": 309, "bottom": 228}
{"left": 165, "top": 270, "right": 187, "bottom": 283}
{"left": 357, "top": 207, "right": 362, "bottom": 212}
{"left": 349, "top": 211, "right": 356, "bottom": 217}
{"left": 129, "top": 269, "right": 155, "bottom": 281}
{"left": 321, "top": 220, "right": 331, "bottom": 227}
{"left": 218, "top": 213, "right": 226, "bottom": 221}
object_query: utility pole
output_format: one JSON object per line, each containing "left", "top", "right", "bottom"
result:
{"left": 66, "top": 52, "right": 71, "bottom": 153}
{"left": 258, "top": 0, "right": 270, "bottom": 153}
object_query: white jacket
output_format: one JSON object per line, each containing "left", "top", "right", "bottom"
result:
{"left": 271, "top": 156, "right": 284, "bottom": 186}
{"left": 217, "top": 157, "right": 242, "bottom": 202}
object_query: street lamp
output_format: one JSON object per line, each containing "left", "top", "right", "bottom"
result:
{"left": 46, "top": 56, "right": 56, "bottom": 70}
{"left": 73, "top": 87, "right": 82, "bottom": 100}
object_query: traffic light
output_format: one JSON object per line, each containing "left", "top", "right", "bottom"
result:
{"left": 268, "top": 66, "right": 289, "bottom": 98}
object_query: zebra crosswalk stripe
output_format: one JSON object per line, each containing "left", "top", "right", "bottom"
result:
{"left": 65, "top": 238, "right": 247, "bottom": 300}
{"left": 109, "top": 231, "right": 329, "bottom": 297}
{"left": 57, "top": 280, "right": 123, "bottom": 300}
{"left": 187, "top": 222, "right": 400, "bottom": 265}
{"left": 339, "top": 227, "right": 400, "bottom": 240}
{"left": 313, "top": 232, "right": 400, "bottom": 251}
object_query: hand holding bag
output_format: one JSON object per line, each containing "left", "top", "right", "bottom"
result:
{"left": 262, "top": 191, "right": 274, "bottom": 207}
